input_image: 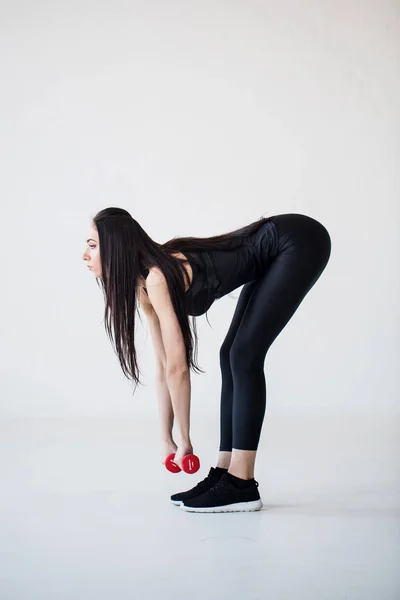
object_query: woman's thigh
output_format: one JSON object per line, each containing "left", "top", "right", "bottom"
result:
{"left": 229, "top": 221, "right": 331, "bottom": 368}
{"left": 219, "top": 279, "right": 258, "bottom": 360}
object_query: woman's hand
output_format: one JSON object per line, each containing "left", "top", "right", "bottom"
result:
{"left": 172, "top": 440, "right": 194, "bottom": 470}
{"left": 161, "top": 439, "right": 178, "bottom": 465}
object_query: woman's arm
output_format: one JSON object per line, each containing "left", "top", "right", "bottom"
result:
{"left": 155, "top": 365, "right": 175, "bottom": 444}
{"left": 144, "top": 269, "right": 192, "bottom": 449}
{"left": 141, "top": 300, "right": 176, "bottom": 444}
{"left": 165, "top": 367, "right": 191, "bottom": 443}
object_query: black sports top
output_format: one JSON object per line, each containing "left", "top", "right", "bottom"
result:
{"left": 141, "top": 219, "right": 279, "bottom": 317}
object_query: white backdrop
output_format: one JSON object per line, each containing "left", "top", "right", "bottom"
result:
{"left": 1, "top": 0, "right": 399, "bottom": 419}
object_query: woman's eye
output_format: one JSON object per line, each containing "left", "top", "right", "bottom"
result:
{"left": 89, "top": 245, "right": 96, "bottom": 249}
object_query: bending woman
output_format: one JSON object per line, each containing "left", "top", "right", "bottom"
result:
{"left": 82, "top": 208, "right": 331, "bottom": 513}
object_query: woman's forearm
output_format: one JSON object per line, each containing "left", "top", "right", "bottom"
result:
{"left": 155, "top": 371, "right": 174, "bottom": 442}
{"left": 165, "top": 368, "right": 191, "bottom": 443}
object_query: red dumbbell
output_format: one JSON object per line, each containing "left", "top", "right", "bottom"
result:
{"left": 165, "top": 453, "right": 200, "bottom": 474}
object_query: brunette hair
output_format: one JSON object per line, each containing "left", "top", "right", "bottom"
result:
{"left": 92, "top": 207, "right": 272, "bottom": 393}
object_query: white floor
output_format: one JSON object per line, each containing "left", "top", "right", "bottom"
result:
{"left": 0, "top": 415, "right": 398, "bottom": 600}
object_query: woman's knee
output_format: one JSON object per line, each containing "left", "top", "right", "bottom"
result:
{"left": 219, "top": 341, "right": 232, "bottom": 370}
{"left": 229, "top": 343, "right": 264, "bottom": 372}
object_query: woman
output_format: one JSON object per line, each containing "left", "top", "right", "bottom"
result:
{"left": 82, "top": 207, "right": 331, "bottom": 513}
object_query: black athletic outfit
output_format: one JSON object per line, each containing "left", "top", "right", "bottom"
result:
{"left": 144, "top": 213, "right": 331, "bottom": 452}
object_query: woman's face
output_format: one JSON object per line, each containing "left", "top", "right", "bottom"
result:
{"left": 82, "top": 225, "right": 102, "bottom": 277}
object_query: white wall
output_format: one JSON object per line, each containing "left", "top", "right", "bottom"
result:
{"left": 0, "top": 0, "right": 398, "bottom": 418}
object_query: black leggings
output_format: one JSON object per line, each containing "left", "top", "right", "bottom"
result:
{"left": 219, "top": 213, "right": 332, "bottom": 451}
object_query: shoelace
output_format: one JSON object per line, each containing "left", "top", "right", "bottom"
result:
{"left": 194, "top": 471, "right": 219, "bottom": 494}
{"left": 208, "top": 476, "right": 259, "bottom": 501}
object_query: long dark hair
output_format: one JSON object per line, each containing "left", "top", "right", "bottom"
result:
{"left": 92, "top": 207, "right": 272, "bottom": 393}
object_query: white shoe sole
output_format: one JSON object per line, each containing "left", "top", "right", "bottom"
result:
{"left": 170, "top": 499, "right": 182, "bottom": 506}
{"left": 180, "top": 499, "right": 263, "bottom": 513}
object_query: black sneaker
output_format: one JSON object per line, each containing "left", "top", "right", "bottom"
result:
{"left": 180, "top": 473, "right": 263, "bottom": 513}
{"left": 170, "top": 467, "right": 227, "bottom": 506}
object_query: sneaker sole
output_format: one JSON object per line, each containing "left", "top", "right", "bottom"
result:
{"left": 180, "top": 499, "right": 263, "bottom": 513}
{"left": 170, "top": 499, "right": 183, "bottom": 506}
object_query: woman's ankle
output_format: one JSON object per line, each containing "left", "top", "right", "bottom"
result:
{"left": 228, "top": 449, "right": 257, "bottom": 480}
{"left": 216, "top": 450, "right": 232, "bottom": 470}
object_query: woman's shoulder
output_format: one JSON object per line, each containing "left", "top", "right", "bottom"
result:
{"left": 139, "top": 266, "right": 167, "bottom": 307}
